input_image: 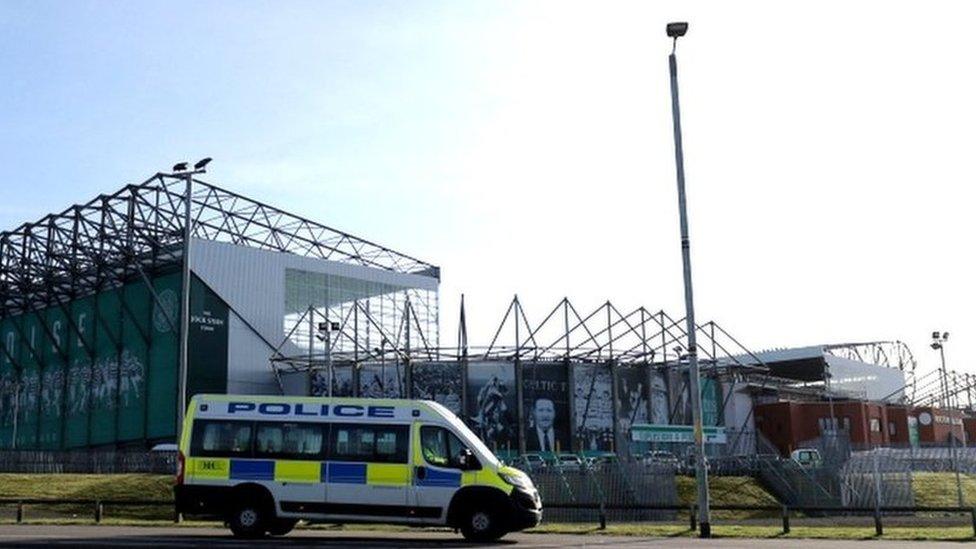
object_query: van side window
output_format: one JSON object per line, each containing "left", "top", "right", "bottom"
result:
{"left": 330, "top": 424, "right": 408, "bottom": 464}
{"left": 254, "top": 422, "right": 325, "bottom": 460}
{"left": 191, "top": 420, "right": 253, "bottom": 458}
{"left": 420, "top": 426, "right": 472, "bottom": 469}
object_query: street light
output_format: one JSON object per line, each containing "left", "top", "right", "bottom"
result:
{"left": 931, "top": 331, "right": 950, "bottom": 407}
{"left": 665, "top": 21, "right": 712, "bottom": 538}
{"left": 173, "top": 157, "right": 211, "bottom": 443}
{"left": 931, "top": 330, "right": 964, "bottom": 505}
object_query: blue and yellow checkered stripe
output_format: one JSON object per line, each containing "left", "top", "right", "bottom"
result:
{"left": 187, "top": 458, "right": 414, "bottom": 486}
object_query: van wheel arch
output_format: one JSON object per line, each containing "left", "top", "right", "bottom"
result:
{"left": 446, "top": 486, "right": 511, "bottom": 529}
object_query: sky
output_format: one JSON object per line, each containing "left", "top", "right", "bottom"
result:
{"left": 1, "top": 1, "right": 974, "bottom": 378}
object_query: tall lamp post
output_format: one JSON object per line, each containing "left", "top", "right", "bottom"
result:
{"left": 931, "top": 331, "right": 963, "bottom": 505}
{"left": 931, "top": 331, "right": 950, "bottom": 408}
{"left": 666, "top": 21, "right": 711, "bottom": 538}
{"left": 174, "top": 157, "right": 211, "bottom": 443}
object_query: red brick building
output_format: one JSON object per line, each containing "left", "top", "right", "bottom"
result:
{"left": 755, "top": 400, "right": 966, "bottom": 455}
{"left": 913, "top": 406, "right": 965, "bottom": 444}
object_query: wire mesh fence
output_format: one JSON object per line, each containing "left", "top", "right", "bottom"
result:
{"left": 521, "top": 460, "right": 678, "bottom": 522}
{"left": 0, "top": 449, "right": 175, "bottom": 474}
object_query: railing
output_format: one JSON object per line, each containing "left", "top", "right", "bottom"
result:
{"left": 545, "top": 502, "right": 976, "bottom": 537}
{"left": 0, "top": 498, "right": 176, "bottom": 523}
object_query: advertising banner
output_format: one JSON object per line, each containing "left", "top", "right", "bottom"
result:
{"left": 466, "top": 361, "right": 517, "bottom": 454}
{"left": 411, "top": 361, "right": 463, "bottom": 416}
{"left": 522, "top": 362, "right": 570, "bottom": 455}
{"left": 573, "top": 363, "right": 614, "bottom": 452}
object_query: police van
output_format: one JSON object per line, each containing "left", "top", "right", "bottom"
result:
{"left": 175, "top": 394, "right": 542, "bottom": 540}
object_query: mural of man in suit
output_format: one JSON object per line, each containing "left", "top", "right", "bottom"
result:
{"left": 527, "top": 397, "right": 566, "bottom": 453}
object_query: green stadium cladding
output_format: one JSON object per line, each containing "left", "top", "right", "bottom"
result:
{"left": 0, "top": 173, "right": 439, "bottom": 450}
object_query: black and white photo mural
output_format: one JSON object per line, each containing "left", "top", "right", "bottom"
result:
{"left": 310, "top": 365, "right": 354, "bottom": 397}
{"left": 616, "top": 365, "right": 649, "bottom": 456}
{"left": 359, "top": 362, "right": 405, "bottom": 398}
{"left": 522, "top": 362, "right": 571, "bottom": 455}
{"left": 573, "top": 363, "right": 614, "bottom": 453}
{"left": 466, "top": 361, "right": 518, "bottom": 457}
{"left": 411, "top": 361, "right": 463, "bottom": 416}
{"left": 650, "top": 369, "right": 669, "bottom": 424}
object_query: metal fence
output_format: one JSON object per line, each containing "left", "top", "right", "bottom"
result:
{"left": 0, "top": 449, "right": 176, "bottom": 474}
{"left": 521, "top": 461, "right": 678, "bottom": 522}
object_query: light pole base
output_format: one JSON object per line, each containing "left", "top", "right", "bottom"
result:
{"left": 699, "top": 522, "right": 712, "bottom": 538}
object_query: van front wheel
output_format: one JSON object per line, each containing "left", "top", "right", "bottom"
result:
{"left": 460, "top": 506, "right": 505, "bottom": 542}
{"left": 228, "top": 502, "right": 268, "bottom": 539}
{"left": 268, "top": 519, "right": 298, "bottom": 536}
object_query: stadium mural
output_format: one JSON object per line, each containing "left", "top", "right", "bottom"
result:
{"left": 411, "top": 361, "right": 463, "bottom": 415}
{"left": 616, "top": 365, "right": 650, "bottom": 455}
{"left": 0, "top": 274, "right": 227, "bottom": 450}
{"left": 466, "top": 361, "right": 518, "bottom": 457}
{"left": 573, "top": 363, "right": 614, "bottom": 453}
{"left": 359, "top": 362, "right": 405, "bottom": 398}
{"left": 522, "top": 362, "right": 571, "bottom": 455}
{"left": 310, "top": 366, "right": 355, "bottom": 397}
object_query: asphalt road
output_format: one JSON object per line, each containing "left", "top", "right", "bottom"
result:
{"left": 0, "top": 526, "right": 966, "bottom": 548}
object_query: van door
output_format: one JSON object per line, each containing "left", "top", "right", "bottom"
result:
{"left": 323, "top": 423, "right": 412, "bottom": 520}
{"left": 252, "top": 421, "right": 326, "bottom": 513}
{"left": 410, "top": 423, "right": 475, "bottom": 524}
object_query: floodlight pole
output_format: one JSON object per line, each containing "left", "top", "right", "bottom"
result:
{"left": 667, "top": 22, "right": 712, "bottom": 538}
{"left": 176, "top": 165, "right": 207, "bottom": 444}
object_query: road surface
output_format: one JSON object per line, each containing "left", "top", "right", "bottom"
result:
{"left": 0, "top": 525, "right": 967, "bottom": 547}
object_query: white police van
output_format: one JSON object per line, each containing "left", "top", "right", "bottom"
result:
{"left": 175, "top": 394, "right": 542, "bottom": 540}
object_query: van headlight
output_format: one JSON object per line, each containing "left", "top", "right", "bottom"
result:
{"left": 500, "top": 471, "right": 533, "bottom": 490}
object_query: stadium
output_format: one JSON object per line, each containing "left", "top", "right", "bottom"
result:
{"left": 0, "top": 168, "right": 959, "bottom": 467}
{"left": 0, "top": 170, "right": 439, "bottom": 450}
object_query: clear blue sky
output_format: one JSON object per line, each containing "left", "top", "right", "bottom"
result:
{"left": 2, "top": 1, "right": 974, "bottom": 376}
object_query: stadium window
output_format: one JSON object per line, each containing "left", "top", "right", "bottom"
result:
{"left": 870, "top": 418, "right": 881, "bottom": 433}
{"left": 888, "top": 421, "right": 897, "bottom": 436}
{"left": 190, "top": 420, "right": 253, "bottom": 458}
{"left": 254, "top": 422, "right": 324, "bottom": 460}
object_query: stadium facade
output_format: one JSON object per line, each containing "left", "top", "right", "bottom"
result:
{"left": 1, "top": 169, "right": 933, "bottom": 459}
{"left": 0, "top": 172, "right": 439, "bottom": 450}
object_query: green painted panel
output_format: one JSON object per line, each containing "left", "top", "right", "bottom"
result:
{"left": 147, "top": 273, "right": 180, "bottom": 440}
{"left": 38, "top": 306, "right": 67, "bottom": 449}
{"left": 187, "top": 276, "right": 228, "bottom": 399}
{"left": 0, "top": 316, "right": 18, "bottom": 448}
{"left": 17, "top": 313, "right": 41, "bottom": 449}
{"left": 66, "top": 297, "right": 94, "bottom": 448}
{"left": 90, "top": 289, "right": 121, "bottom": 445}
{"left": 701, "top": 378, "right": 721, "bottom": 427}
{"left": 118, "top": 281, "right": 150, "bottom": 441}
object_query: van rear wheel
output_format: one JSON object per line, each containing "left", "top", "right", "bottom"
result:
{"left": 460, "top": 506, "right": 505, "bottom": 542}
{"left": 228, "top": 501, "right": 269, "bottom": 539}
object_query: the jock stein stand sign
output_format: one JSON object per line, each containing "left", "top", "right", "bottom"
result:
{"left": 631, "top": 424, "right": 727, "bottom": 444}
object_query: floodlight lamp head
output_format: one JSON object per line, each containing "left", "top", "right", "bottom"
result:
{"left": 172, "top": 162, "right": 188, "bottom": 172}
{"left": 943, "top": 332, "right": 949, "bottom": 340}
{"left": 194, "top": 157, "right": 212, "bottom": 170}
{"left": 931, "top": 342, "right": 942, "bottom": 350}
{"left": 666, "top": 22, "right": 689, "bottom": 38}
{"left": 932, "top": 331, "right": 941, "bottom": 340}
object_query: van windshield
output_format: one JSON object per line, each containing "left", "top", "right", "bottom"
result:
{"left": 426, "top": 401, "right": 499, "bottom": 467}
